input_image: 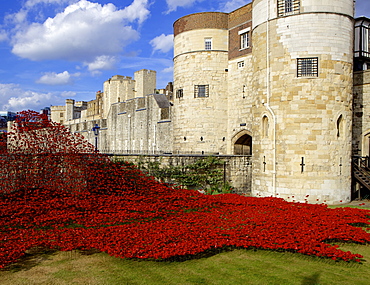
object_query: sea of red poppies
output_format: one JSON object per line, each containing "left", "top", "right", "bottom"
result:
{"left": 1, "top": 110, "right": 370, "bottom": 269}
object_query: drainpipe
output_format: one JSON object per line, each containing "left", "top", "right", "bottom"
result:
{"left": 264, "top": 0, "right": 277, "bottom": 196}
{"left": 128, "top": 114, "right": 131, "bottom": 151}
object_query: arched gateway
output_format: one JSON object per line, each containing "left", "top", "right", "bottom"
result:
{"left": 232, "top": 131, "right": 252, "bottom": 155}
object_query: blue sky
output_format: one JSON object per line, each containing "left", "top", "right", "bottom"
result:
{"left": 0, "top": 0, "right": 369, "bottom": 112}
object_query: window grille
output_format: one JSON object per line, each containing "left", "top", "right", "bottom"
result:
{"left": 285, "top": 0, "right": 293, "bottom": 13}
{"left": 238, "top": 61, "right": 245, "bottom": 68}
{"left": 278, "top": 0, "right": 300, "bottom": 16}
{"left": 297, "top": 57, "right": 318, "bottom": 77}
{"left": 176, "top": 89, "right": 183, "bottom": 99}
{"left": 194, "top": 85, "right": 209, "bottom": 98}
{"left": 205, "top": 38, "right": 212, "bottom": 50}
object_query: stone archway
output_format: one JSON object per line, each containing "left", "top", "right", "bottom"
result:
{"left": 232, "top": 131, "right": 252, "bottom": 155}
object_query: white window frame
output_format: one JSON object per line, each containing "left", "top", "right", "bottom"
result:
{"left": 238, "top": 28, "right": 250, "bottom": 50}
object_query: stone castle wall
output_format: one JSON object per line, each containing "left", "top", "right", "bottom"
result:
{"left": 49, "top": 1, "right": 370, "bottom": 203}
{"left": 111, "top": 154, "right": 252, "bottom": 194}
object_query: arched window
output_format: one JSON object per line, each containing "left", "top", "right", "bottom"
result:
{"left": 262, "top": 115, "right": 269, "bottom": 138}
{"left": 337, "top": 115, "right": 343, "bottom": 138}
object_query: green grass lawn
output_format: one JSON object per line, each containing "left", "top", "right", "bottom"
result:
{"left": 1, "top": 243, "right": 370, "bottom": 284}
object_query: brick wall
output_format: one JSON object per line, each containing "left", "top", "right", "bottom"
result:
{"left": 174, "top": 12, "right": 228, "bottom": 36}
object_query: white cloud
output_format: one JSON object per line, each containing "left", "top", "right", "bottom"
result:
{"left": 85, "top": 55, "right": 118, "bottom": 72}
{"left": 150, "top": 34, "right": 174, "bottom": 53}
{"left": 36, "top": 71, "right": 76, "bottom": 85}
{"left": 10, "top": 0, "right": 150, "bottom": 67}
{"left": 0, "top": 30, "right": 8, "bottom": 42}
{"left": 165, "top": 0, "right": 201, "bottom": 13}
{"left": 121, "top": 0, "right": 151, "bottom": 25}
{"left": 219, "top": 0, "right": 251, "bottom": 13}
{"left": 0, "top": 83, "right": 64, "bottom": 112}
{"left": 5, "top": 10, "right": 28, "bottom": 26}
{"left": 24, "top": 0, "right": 76, "bottom": 9}
{"left": 61, "top": 91, "right": 76, "bottom": 98}
{"left": 162, "top": 66, "right": 173, "bottom": 73}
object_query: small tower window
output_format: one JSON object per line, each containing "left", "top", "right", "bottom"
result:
{"left": 194, "top": 85, "right": 209, "bottom": 98}
{"left": 262, "top": 115, "right": 269, "bottom": 138}
{"left": 205, "top": 38, "right": 212, "bottom": 50}
{"left": 297, "top": 58, "right": 318, "bottom": 77}
{"left": 337, "top": 115, "right": 344, "bottom": 138}
{"left": 285, "top": 0, "right": 293, "bottom": 13}
{"left": 176, "top": 89, "right": 183, "bottom": 99}
{"left": 278, "top": 0, "right": 300, "bottom": 16}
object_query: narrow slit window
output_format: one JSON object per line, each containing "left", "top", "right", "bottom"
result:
{"left": 337, "top": 115, "right": 344, "bottom": 138}
{"left": 262, "top": 115, "right": 269, "bottom": 138}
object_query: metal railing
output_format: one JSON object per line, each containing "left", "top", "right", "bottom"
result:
{"left": 99, "top": 149, "right": 225, "bottom": 156}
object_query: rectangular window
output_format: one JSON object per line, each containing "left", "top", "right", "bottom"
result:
{"left": 237, "top": 61, "right": 245, "bottom": 68}
{"left": 194, "top": 85, "right": 209, "bottom": 98}
{"left": 297, "top": 57, "right": 318, "bottom": 77}
{"left": 278, "top": 0, "right": 300, "bottom": 16}
{"left": 364, "top": 26, "right": 370, "bottom": 55}
{"left": 60, "top": 113, "right": 64, "bottom": 118}
{"left": 285, "top": 0, "right": 293, "bottom": 13}
{"left": 205, "top": 38, "right": 212, "bottom": 50}
{"left": 176, "top": 89, "right": 183, "bottom": 99}
{"left": 240, "top": 32, "right": 250, "bottom": 49}
{"left": 238, "top": 27, "right": 251, "bottom": 50}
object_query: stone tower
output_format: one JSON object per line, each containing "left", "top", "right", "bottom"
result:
{"left": 134, "top": 69, "right": 156, "bottom": 98}
{"left": 103, "top": 75, "right": 135, "bottom": 118}
{"left": 251, "top": 0, "right": 354, "bottom": 204}
{"left": 65, "top": 99, "right": 75, "bottom": 122}
{"left": 173, "top": 12, "right": 229, "bottom": 154}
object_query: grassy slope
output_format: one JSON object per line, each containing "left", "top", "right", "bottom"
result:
{"left": 0, "top": 243, "right": 370, "bottom": 285}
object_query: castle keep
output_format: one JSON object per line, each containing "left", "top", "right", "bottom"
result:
{"left": 51, "top": 0, "right": 370, "bottom": 204}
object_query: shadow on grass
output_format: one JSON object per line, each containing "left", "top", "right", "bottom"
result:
{"left": 301, "top": 272, "right": 321, "bottom": 285}
{"left": 0, "top": 247, "right": 59, "bottom": 272}
{"left": 0, "top": 247, "right": 103, "bottom": 272}
{"left": 126, "top": 246, "right": 237, "bottom": 263}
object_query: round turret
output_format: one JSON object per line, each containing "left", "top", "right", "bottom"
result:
{"left": 251, "top": 0, "right": 354, "bottom": 204}
{"left": 173, "top": 12, "right": 229, "bottom": 154}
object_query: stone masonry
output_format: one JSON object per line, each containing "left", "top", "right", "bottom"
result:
{"left": 49, "top": 0, "right": 370, "bottom": 203}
